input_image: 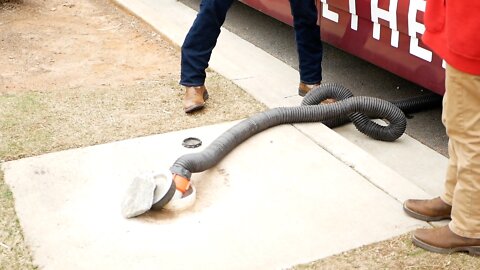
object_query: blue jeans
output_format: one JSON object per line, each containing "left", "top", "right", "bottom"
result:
{"left": 180, "top": 0, "right": 323, "bottom": 86}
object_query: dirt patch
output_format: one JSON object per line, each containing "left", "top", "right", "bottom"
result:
{"left": 1, "top": 0, "right": 173, "bottom": 93}
{"left": 0, "top": 0, "right": 266, "bottom": 161}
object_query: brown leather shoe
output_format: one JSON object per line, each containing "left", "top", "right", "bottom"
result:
{"left": 298, "top": 82, "right": 321, "bottom": 97}
{"left": 403, "top": 197, "right": 452, "bottom": 221}
{"left": 183, "top": 86, "right": 209, "bottom": 113}
{"left": 298, "top": 82, "right": 336, "bottom": 104}
{"left": 413, "top": 225, "right": 480, "bottom": 255}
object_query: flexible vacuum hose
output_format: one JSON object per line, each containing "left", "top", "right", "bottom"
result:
{"left": 171, "top": 83, "right": 409, "bottom": 179}
{"left": 302, "top": 83, "right": 442, "bottom": 128}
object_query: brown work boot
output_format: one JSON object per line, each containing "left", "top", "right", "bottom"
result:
{"left": 183, "top": 86, "right": 209, "bottom": 113}
{"left": 403, "top": 197, "right": 451, "bottom": 221}
{"left": 298, "top": 82, "right": 336, "bottom": 104}
{"left": 413, "top": 225, "right": 480, "bottom": 255}
{"left": 298, "top": 82, "right": 321, "bottom": 97}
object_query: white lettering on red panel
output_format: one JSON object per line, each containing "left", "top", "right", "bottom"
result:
{"left": 321, "top": 0, "right": 434, "bottom": 63}
{"left": 321, "top": 0, "right": 339, "bottom": 23}
{"left": 349, "top": 0, "right": 358, "bottom": 30}
{"left": 408, "top": 0, "right": 431, "bottom": 61}
{"left": 371, "top": 0, "right": 400, "bottom": 48}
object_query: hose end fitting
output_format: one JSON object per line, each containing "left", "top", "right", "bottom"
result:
{"left": 172, "top": 174, "right": 191, "bottom": 194}
{"left": 162, "top": 174, "right": 196, "bottom": 211}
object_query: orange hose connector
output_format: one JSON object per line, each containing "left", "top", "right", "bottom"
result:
{"left": 172, "top": 174, "right": 191, "bottom": 194}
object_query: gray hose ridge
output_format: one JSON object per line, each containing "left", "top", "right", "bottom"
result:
{"left": 170, "top": 83, "right": 408, "bottom": 178}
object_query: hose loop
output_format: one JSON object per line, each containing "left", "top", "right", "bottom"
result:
{"left": 170, "top": 83, "right": 415, "bottom": 176}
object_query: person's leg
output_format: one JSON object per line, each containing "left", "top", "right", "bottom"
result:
{"left": 441, "top": 140, "right": 457, "bottom": 205}
{"left": 411, "top": 64, "right": 480, "bottom": 255}
{"left": 402, "top": 63, "right": 472, "bottom": 222}
{"left": 443, "top": 64, "right": 480, "bottom": 238}
{"left": 180, "top": 0, "right": 234, "bottom": 87}
{"left": 401, "top": 137, "right": 456, "bottom": 221}
{"left": 402, "top": 86, "right": 459, "bottom": 222}
{"left": 440, "top": 63, "right": 460, "bottom": 206}
{"left": 180, "top": 0, "right": 234, "bottom": 113}
{"left": 289, "top": 0, "right": 322, "bottom": 89}
{"left": 403, "top": 63, "right": 466, "bottom": 224}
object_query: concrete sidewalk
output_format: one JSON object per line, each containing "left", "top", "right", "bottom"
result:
{"left": 2, "top": 0, "right": 448, "bottom": 269}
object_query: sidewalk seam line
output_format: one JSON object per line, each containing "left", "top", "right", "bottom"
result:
{"left": 292, "top": 125, "right": 404, "bottom": 204}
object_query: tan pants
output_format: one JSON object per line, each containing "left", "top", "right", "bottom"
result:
{"left": 441, "top": 64, "right": 480, "bottom": 238}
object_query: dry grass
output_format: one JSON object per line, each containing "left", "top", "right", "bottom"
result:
{"left": 0, "top": 171, "right": 37, "bottom": 270}
{"left": 292, "top": 233, "right": 479, "bottom": 270}
{"left": 0, "top": 74, "right": 265, "bottom": 162}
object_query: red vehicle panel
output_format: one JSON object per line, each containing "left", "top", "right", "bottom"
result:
{"left": 241, "top": 0, "right": 445, "bottom": 95}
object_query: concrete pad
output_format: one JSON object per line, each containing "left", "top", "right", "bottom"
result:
{"left": 294, "top": 123, "right": 432, "bottom": 203}
{"left": 333, "top": 123, "right": 448, "bottom": 197}
{"left": 3, "top": 122, "right": 426, "bottom": 270}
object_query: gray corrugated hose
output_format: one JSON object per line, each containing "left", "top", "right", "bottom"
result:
{"left": 170, "top": 83, "right": 407, "bottom": 181}
{"left": 302, "top": 83, "right": 442, "bottom": 127}
{"left": 123, "top": 83, "right": 442, "bottom": 215}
